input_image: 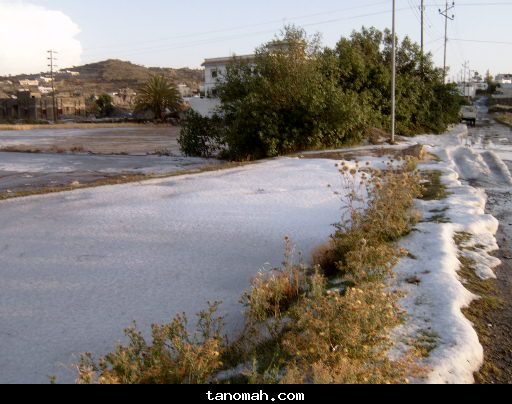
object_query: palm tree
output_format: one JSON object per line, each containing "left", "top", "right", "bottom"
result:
{"left": 135, "top": 75, "right": 181, "bottom": 121}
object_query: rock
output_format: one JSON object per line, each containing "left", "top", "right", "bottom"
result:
{"left": 399, "top": 144, "right": 428, "bottom": 160}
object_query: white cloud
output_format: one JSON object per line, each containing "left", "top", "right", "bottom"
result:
{"left": 0, "top": 1, "right": 82, "bottom": 75}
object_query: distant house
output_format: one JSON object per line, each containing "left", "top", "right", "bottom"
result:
{"left": 177, "top": 83, "right": 193, "bottom": 98}
{"left": 475, "top": 82, "right": 488, "bottom": 91}
{"left": 202, "top": 54, "right": 255, "bottom": 97}
{"left": 19, "top": 79, "right": 39, "bottom": 87}
{"left": 38, "top": 86, "right": 53, "bottom": 95}
{"left": 0, "top": 89, "right": 86, "bottom": 122}
{"left": 39, "top": 76, "right": 54, "bottom": 84}
{"left": 496, "top": 74, "right": 512, "bottom": 84}
{"left": 493, "top": 82, "right": 512, "bottom": 99}
{"left": 457, "top": 83, "right": 476, "bottom": 99}
{"left": 56, "top": 70, "right": 80, "bottom": 78}
{"left": 111, "top": 88, "right": 137, "bottom": 109}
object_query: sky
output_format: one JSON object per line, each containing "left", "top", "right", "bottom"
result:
{"left": 0, "top": 0, "right": 511, "bottom": 80}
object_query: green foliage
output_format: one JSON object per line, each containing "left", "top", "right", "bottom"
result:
{"left": 178, "top": 110, "right": 225, "bottom": 158}
{"left": 135, "top": 75, "right": 182, "bottom": 121}
{"left": 179, "top": 26, "right": 463, "bottom": 160}
{"left": 334, "top": 27, "right": 462, "bottom": 136}
{"left": 95, "top": 94, "right": 115, "bottom": 117}
{"left": 217, "top": 26, "right": 370, "bottom": 160}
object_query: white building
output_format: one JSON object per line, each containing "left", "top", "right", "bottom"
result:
{"left": 457, "top": 83, "right": 477, "bottom": 99}
{"left": 475, "top": 82, "right": 488, "bottom": 91}
{"left": 202, "top": 54, "right": 255, "bottom": 97}
{"left": 493, "top": 82, "right": 512, "bottom": 99}
{"left": 19, "top": 79, "right": 39, "bottom": 87}
{"left": 38, "top": 86, "right": 53, "bottom": 94}
{"left": 177, "top": 83, "right": 193, "bottom": 98}
{"left": 496, "top": 74, "right": 512, "bottom": 84}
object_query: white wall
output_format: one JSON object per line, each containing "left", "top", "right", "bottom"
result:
{"left": 185, "top": 97, "right": 221, "bottom": 117}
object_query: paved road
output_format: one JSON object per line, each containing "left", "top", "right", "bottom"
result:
{"left": 468, "top": 98, "right": 512, "bottom": 383}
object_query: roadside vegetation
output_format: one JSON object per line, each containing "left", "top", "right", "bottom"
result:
{"left": 179, "top": 26, "right": 462, "bottom": 161}
{"left": 89, "top": 94, "right": 115, "bottom": 118}
{"left": 75, "top": 157, "right": 425, "bottom": 384}
{"left": 494, "top": 113, "right": 512, "bottom": 127}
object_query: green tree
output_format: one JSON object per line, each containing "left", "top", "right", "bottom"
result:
{"left": 179, "top": 26, "right": 462, "bottom": 161}
{"left": 217, "top": 26, "right": 369, "bottom": 159}
{"left": 95, "top": 94, "right": 115, "bottom": 117}
{"left": 135, "top": 75, "right": 181, "bottom": 121}
{"left": 333, "top": 27, "right": 458, "bottom": 135}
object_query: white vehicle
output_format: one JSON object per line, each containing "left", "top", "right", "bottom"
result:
{"left": 460, "top": 105, "right": 477, "bottom": 127}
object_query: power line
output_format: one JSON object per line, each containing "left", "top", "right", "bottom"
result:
{"left": 439, "top": 1, "right": 455, "bottom": 83}
{"left": 82, "top": 0, "right": 391, "bottom": 53}
{"left": 392, "top": 0, "right": 397, "bottom": 144}
{"left": 426, "top": 1, "right": 512, "bottom": 7}
{"left": 421, "top": 0, "right": 425, "bottom": 58}
{"left": 451, "top": 38, "right": 512, "bottom": 45}
{"left": 47, "top": 50, "right": 58, "bottom": 122}
{"left": 76, "top": 0, "right": 512, "bottom": 68}
{"left": 84, "top": 6, "right": 414, "bottom": 60}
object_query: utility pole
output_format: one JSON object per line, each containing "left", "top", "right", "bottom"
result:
{"left": 462, "top": 60, "right": 469, "bottom": 98}
{"left": 47, "top": 50, "right": 58, "bottom": 122}
{"left": 439, "top": 2, "right": 455, "bottom": 84}
{"left": 420, "top": 0, "right": 425, "bottom": 59}
{"left": 391, "top": 0, "right": 396, "bottom": 144}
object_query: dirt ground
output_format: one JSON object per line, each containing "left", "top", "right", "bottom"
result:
{"left": 0, "top": 125, "right": 181, "bottom": 155}
{"left": 0, "top": 125, "right": 218, "bottom": 197}
{"left": 473, "top": 187, "right": 512, "bottom": 384}
{"left": 466, "top": 103, "right": 512, "bottom": 384}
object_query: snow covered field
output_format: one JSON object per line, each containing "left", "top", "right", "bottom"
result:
{"left": 0, "top": 126, "right": 181, "bottom": 155}
{"left": 0, "top": 152, "right": 214, "bottom": 175}
{"left": 0, "top": 122, "right": 509, "bottom": 384}
{"left": 0, "top": 158, "right": 344, "bottom": 384}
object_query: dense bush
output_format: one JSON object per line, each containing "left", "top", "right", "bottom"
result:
{"left": 332, "top": 28, "right": 461, "bottom": 136}
{"left": 217, "top": 27, "right": 371, "bottom": 160}
{"left": 180, "top": 26, "right": 462, "bottom": 161}
{"left": 178, "top": 110, "right": 225, "bottom": 158}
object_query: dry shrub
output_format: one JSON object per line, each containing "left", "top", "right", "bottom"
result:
{"left": 279, "top": 284, "right": 408, "bottom": 384}
{"left": 242, "top": 239, "right": 311, "bottom": 322}
{"left": 76, "top": 302, "right": 225, "bottom": 384}
{"left": 70, "top": 145, "right": 85, "bottom": 153}
{"left": 320, "top": 157, "right": 423, "bottom": 283}
{"left": 311, "top": 241, "right": 338, "bottom": 277}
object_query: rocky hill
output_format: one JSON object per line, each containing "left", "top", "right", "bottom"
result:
{"left": 0, "top": 59, "right": 204, "bottom": 96}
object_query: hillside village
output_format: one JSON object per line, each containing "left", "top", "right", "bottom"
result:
{"left": 0, "top": 59, "right": 203, "bottom": 121}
